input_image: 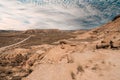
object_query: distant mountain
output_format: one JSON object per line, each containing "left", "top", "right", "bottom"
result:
{"left": 0, "top": 30, "right": 8, "bottom": 32}
{"left": 0, "top": 30, "right": 18, "bottom": 33}
{"left": 23, "top": 29, "right": 61, "bottom": 34}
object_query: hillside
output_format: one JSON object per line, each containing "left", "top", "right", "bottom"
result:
{"left": 76, "top": 16, "right": 120, "bottom": 49}
{"left": 24, "top": 16, "right": 120, "bottom": 80}
{"left": 0, "top": 16, "right": 120, "bottom": 80}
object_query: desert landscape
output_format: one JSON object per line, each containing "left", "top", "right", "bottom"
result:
{"left": 0, "top": 15, "right": 120, "bottom": 80}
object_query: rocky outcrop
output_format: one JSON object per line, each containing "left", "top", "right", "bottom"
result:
{"left": 96, "top": 40, "right": 120, "bottom": 49}
{"left": 112, "top": 14, "right": 120, "bottom": 21}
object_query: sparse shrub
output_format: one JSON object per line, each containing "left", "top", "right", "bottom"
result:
{"left": 113, "top": 36, "right": 116, "bottom": 39}
{"left": 67, "top": 55, "right": 74, "bottom": 63}
{"left": 101, "top": 61, "right": 105, "bottom": 64}
{"left": 15, "top": 54, "right": 24, "bottom": 63}
{"left": 101, "top": 41, "right": 106, "bottom": 43}
{"left": 28, "top": 69, "right": 33, "bottom": 74}
{"left": 71, "top": 72, "right": 76, "bottom": 80}
{"left": 5, "top": 70, "right": 13, "bottom": 75}
{"left": 93, "top": 30, "right": 98, "bottom": 33}
{"left": 91, "top": 67, "right": 97, "bottom": 70}
{"left": 77, "top": 65, "right": 84, "bottom": 74}
{"left": 68, "top": 59, "right": 74, "bottom": 63}
{"left": 85, "top": 65, "right": 89, "bottom": 68}
{"left": 23, "top": 68, "right": 33, "bottom": 77}
{"left": 12, "top": 76, "right": 22, "bottom": 80}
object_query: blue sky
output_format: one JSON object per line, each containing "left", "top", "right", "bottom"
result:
{"left": 0, "top": 0, "right": 120, "bottom": 30}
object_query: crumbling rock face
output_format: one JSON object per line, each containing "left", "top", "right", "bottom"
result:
{"left": 0, "top": 48, "right": 33, "bottom": 80}
{"left": 96, "top": 43, "right": 109, "bottom": 49}
{"left": 0, "top": 43, "right": 75, "bottom": 80}
{"left": 96, "top": 40, "right": 120, "bottom": 49}
{"left": 112, "top": 14, "right": 120, "bottom": 21}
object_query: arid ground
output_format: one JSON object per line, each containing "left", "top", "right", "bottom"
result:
{"left": 0, "top": 17, "right": 120, "bottom": 80}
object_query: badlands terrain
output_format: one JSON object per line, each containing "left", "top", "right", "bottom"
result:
{"left": 0, "top": 17, "right": 120, "bottom": 80}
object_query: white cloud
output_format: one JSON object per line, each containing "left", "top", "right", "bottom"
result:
{"left": 0, "top": 0, "right": 100, "bottom": 30}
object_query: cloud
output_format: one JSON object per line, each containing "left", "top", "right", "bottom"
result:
{"left": 0, "top": 0, "right": 119, "bottom": 30}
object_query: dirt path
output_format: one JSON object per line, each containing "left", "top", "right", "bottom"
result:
{"left": 0, "top": 36, "right": 32, "bottom": 53}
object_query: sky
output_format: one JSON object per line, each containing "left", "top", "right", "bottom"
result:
{"left": 0, "top": 0, "right": 120, "bottom": 30}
